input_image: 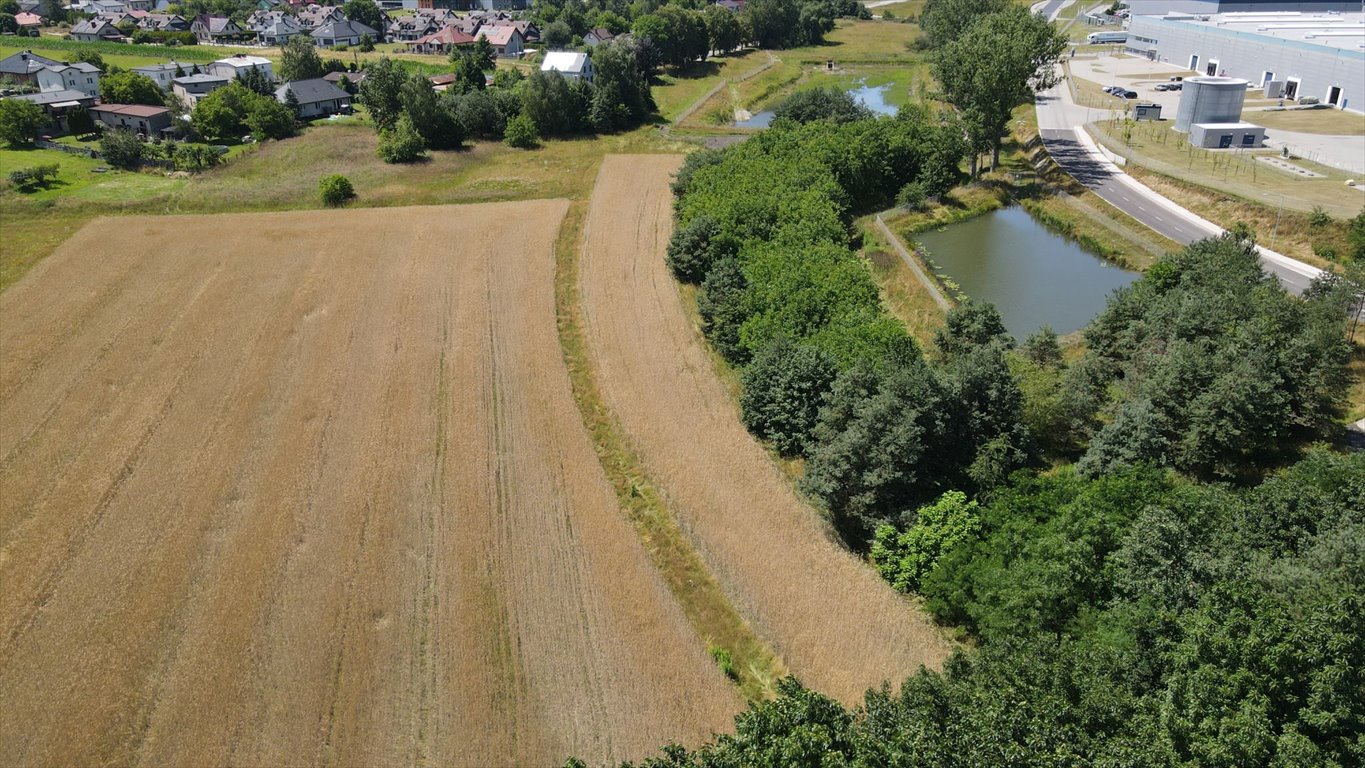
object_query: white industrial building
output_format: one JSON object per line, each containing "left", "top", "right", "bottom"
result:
{"left": 1125, "top": 10, "right": 1364, "bottom": 112}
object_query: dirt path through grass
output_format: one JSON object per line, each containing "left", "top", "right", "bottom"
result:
{"left": 0, "top": 203, "right": 739, "bottom": 766}
{"left": 579, "top": 155, "right": 952, "bottom": 705}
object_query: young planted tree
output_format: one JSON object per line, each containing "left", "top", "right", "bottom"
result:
{"left": 931, "top": 4, "right": 1066, "bottom": 173}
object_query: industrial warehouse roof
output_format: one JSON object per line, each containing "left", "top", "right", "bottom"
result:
{"left": 1140, "top": 10, "right": 1365, "bottom": 52}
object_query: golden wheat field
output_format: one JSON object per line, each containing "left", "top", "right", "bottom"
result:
{"left": 0, "top": 202, "right": 741, "bottom": 766}
{"left": 579, "top": 156, "right": 952, "bottom": 704}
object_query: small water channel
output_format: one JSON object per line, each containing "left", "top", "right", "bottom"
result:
{"left": 912, "top": 206, "right": 1139, "bottom": 338}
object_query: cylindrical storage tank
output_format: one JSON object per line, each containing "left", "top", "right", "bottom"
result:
{"left": 1175, "top": 76, "right": 1248, "bottom": 132}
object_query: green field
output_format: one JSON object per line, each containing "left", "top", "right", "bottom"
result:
{"left": 0, "top": 123, "right": 692, "bottom": 292}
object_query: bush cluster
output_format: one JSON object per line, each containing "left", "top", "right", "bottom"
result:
{"left": 7, "top": 163, "right": 59, "bottom": 190}
{"left": 318, "top": 173, "right": 355, "bottom": 206}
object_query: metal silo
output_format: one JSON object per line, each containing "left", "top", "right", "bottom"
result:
{"left": 1174, "top": 77, "right": 1248, "bottom": 132}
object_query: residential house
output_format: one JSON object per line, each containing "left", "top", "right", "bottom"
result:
{"left": 387, "top": 9, "right": 454, "bottom": 41}
{"left": 15, "top": 12, "right": 45, "bottom": 30}
{"left": 295, "top": 4, "right": 344, "bottom": 28}
{"left": 191, "top": 14, "right": 245, "bottom": 42}
{"left": 137, "top": 13, "right": 190, "bottom": 31}
{"left": 0, "top": 50, "right": 59, "bottom": 85}
{"left": 8, "top": 89, "right": 97, "bottom": 134}
{"left": 583, "top": 27, "right": 614, "bottom": 46}
{"left": 208, "top": 54, "right": 275, "bottom": 82}
{"left": 70, "top": 17, "right": 125, "bottom": 41}
{"left": 540, "top": 50, "right": 592, "bottom": 81}
{"left": 171, "top": 72, "right": 229, "bottom": 104}
{"left": 275, "top": 77, "right": 350, "bottom": 117}
{"left": 716, "top": 0, "right": 744, "bottom": 10}
{"left": 82, "top": 0, "right": 129, "bottom": 14}
{"left": 93, "top": 10, "right": 137, "bottom": 26}
{"left": 90, "top": 103, "right": 173, "bottom": 135}
{"left": 36, "top": 62, "right": 101, "bottom": 97}
{"left": 124, "top": 0, "right": 156, "bottom": 11}
{"left": 475, "top": 24, "right": 523, "bottom": 57}
{"left": 321, "top": 69, "right": 364, "bottom": 89}
{"left": 310, "top": 19, "right": 380, "bottom": 47}
{"left": 256, "top": 15, "right": 308, "bottom": 44}
{"left": 409, "top": 25, "right": 475, "bottom": 54}
{"left": 508, "top": 19, "right": 538, "bottom": 42}
{"left": 131, "top": 61, "right": 192, "bottom": 91}
{"left": 471, "top": 0, "right": 528, "bottom": 10}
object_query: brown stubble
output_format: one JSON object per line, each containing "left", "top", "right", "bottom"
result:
{"left": 0, "top": 202, "right": 738, "bottom": 767}
{"left": 578, "top": 155, "right": 953, "bottom": 706}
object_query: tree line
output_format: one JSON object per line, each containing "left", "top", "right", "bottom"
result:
{"left": 355, "top": 38, "right": 653, "bottom": 161}
{"left": 650, "top": 63, "right": 1362, "bottom": 763}
{"left": 610, "top": 449, "right": 1362, "bottom": 767}
{"left": 535, "top": 0, "right": 868, "bottom": 59}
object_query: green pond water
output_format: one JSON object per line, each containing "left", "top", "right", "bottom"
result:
{"left": 913, "top": 206, "right": 1140, "bottom": 338}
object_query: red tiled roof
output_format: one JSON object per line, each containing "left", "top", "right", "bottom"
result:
{"left": 412, "top": 26, "right": 475, "bottom": 46}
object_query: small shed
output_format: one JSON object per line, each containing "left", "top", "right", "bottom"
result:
{"left": 1132, "top": 102, "right": 1162, "bottom": 121}
{"left": 1190, "top": 122, "right": 1265, "bottom": 149}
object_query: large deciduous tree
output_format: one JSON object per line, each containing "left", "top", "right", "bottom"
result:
{"left": 100, "top": 71, "right": 165, "bottom": 106}
{"left": 278, "top": 35, "right": 324, "bottom": 82}
{"left": 0, "top": 98, "right": 46, "bottom": 146}
{"left": 358, "top": 57, "right": 404, "bottom": 131}
{"left": 931, "top": 4, "right": 1065, "bottom": 173}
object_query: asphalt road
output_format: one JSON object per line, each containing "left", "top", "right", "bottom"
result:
{"left": 1035, "top": 90, "right": 1321, "bottom": 295}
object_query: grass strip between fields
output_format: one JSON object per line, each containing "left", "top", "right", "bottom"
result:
{"left": 552, "top": 199, "right": 787, "bottom": 703}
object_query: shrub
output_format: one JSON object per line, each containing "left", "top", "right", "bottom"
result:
{"left": 7, "top": 163, "right": 59, "bottom": 190}
{"left": 99, "top": 128, "right": 144, "bottom": 169}
{"left": 772, "top": 86, "right": 873, "bottom": 124}
{"left": 503, "top": 112, "right": 539, "bottom": 149}
{"left": 1308, "top": 206, "right": 1332, "bottom": 228}
{"left": 318, "top": 173, "right": 355, "bottom": 206}
{"left": 171, "top": 143, "right": 221, "bottom": 172}
{"left": 376, "top": 114, "right": 426, "bottom": 163}
{"left": 896, "top": 180, "right": 927, "bottom": 210}
{"left": 708, "top": 646, "right": 738, "bottom": 680}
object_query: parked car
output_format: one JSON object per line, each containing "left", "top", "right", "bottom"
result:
{"left": 1118, "top": 90, "right": 1138, "bottom": 99}
{"left": 1156, "top": 82, "right": 1181, "bottom": 91}
{"left": 1104, "top": 85, "right": 1123, "bottom": 95}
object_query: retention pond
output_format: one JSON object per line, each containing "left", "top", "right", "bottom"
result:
{"left": 912, "top": 206, "right": 1139, "bottom": 338}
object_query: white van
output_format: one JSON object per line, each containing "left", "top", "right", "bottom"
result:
{"left": 1087, "top": 31, "right": 1128, "bottom": 44}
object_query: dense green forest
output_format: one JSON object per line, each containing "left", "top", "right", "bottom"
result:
{"left": 645, "top": 63, "right": 1364, "bottom": 764}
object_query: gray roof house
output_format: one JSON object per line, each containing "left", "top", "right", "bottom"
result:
{"left": 131, "top": 61, "right": 191, "bottom": 91}
{"left": 311, "top": 19, "right": 380, "bottom": 47}
{"left": 191, "top": 14, "right": 244, "bottom": 42}
{"left": 0, "top": 50, "right": 60, "bottom": 84}
{"left": 70, "top": 17, "right": 124, "bottom": 41}
{"left": 275, "top": 77, "right": 351, "bottom": 118}
{"left": 171, "top": 73, "right": 229, "bottom": 104}
{"left": 8, "top": 89, "right": 97, "bottom": 134}
{"left": 257, "top": 15, "right": 307, "bottom": 45}
{"left": 36, "top": 62, "right": 102, "bottom": 98}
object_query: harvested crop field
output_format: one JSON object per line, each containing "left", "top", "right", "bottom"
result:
{"left": 0, "top": 203, "right": 740, "bottom": 766}
{"left": 579, "top": 155, "right": 952, "bottom": 704}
